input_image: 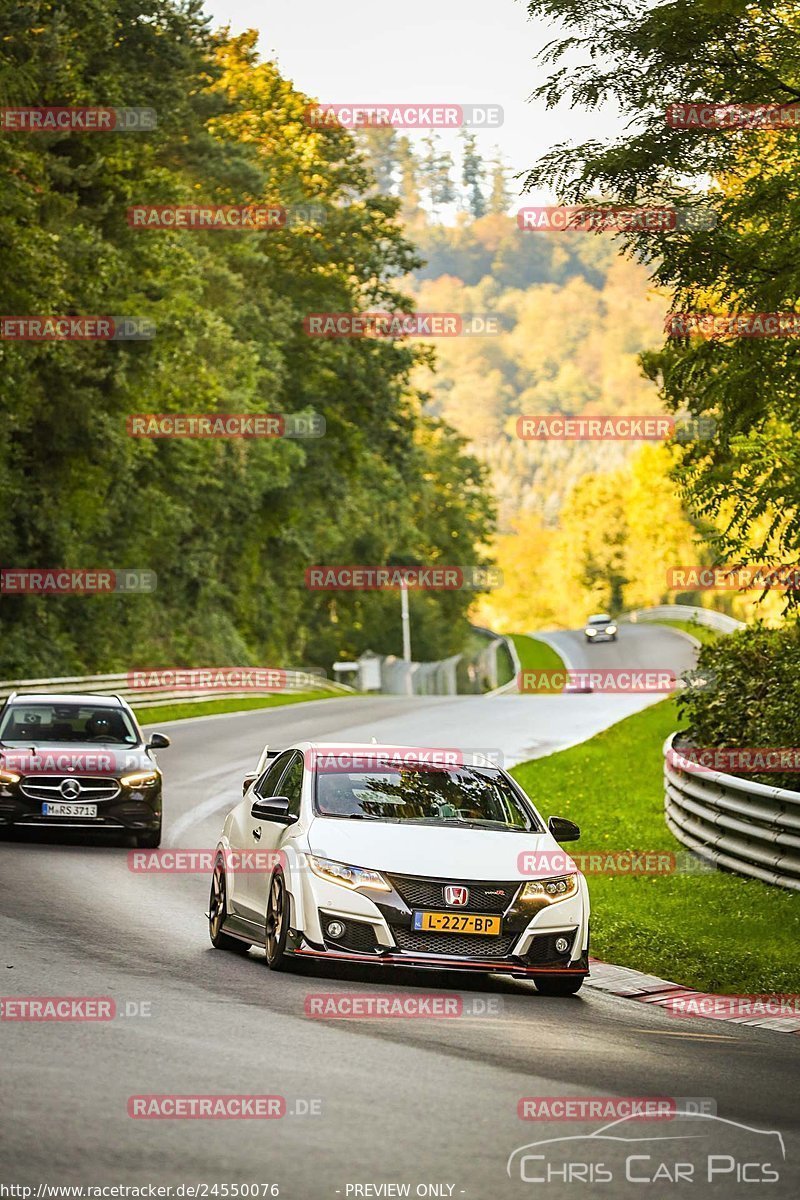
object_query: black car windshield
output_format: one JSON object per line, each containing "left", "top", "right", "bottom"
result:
{"left": 315, "top": 764, "right": 539, "bottom": 830}
{"left": 0, "top": 703, "right": 138, "bottom": 745}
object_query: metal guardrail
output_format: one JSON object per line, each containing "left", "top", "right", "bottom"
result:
{"left": 377, "top": 626, "right": 519, "bottom": 696}
{"left": 629, "top": 604, "right": 744, "bottom": 633}
{"left": 0, "top": 669, "right": 355, "bottom": 710}
{"left": 471, "top": 625, "right": 520, "bottom": 696}
{"left": 664, "top": 732, "right": 800, "bottom": 891}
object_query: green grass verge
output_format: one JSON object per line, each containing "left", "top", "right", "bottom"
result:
{"left": 509, "top": 633, "right": 565, "bottom": 674}
{"left": 652, "top": 618, "right": 722, "bottom": 646}
{"left": 511, "top": 698, "right": 800, "bottom": 993}
{"left": 135, "top": 690, "right": 344, "bottom": 725}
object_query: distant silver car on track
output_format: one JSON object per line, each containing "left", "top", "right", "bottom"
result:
{"left": 584, "top": 614, "right": 618, "bottom": 643}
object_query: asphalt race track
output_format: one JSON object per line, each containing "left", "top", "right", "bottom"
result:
{"left": 1, "top": 626, "right": 798, "bottom": 1198}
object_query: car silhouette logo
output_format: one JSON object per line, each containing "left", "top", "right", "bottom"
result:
{"left": 444, "top": 885, "right": 469, "bottom": 906}
{"left": 59, "top": 778, "right": 82, "bottom": 799}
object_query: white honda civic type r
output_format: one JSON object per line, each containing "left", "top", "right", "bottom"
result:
{"left": 208, "top": 742, "right": 590, "bottom": 994}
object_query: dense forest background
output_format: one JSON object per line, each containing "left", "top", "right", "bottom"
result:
{"left": 0, "top": 2, "right": 496, "bottom": 676}
{"left": 2, "top": 0, "right": 795, "bottom": 678}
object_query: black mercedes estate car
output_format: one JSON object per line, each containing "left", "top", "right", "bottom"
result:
{"left": 0, "top": 692, "right": 169, "bottom": 846}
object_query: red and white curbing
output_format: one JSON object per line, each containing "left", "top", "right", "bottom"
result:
{"left": 585, "top": 958, "right": 800, "bottom": 1034}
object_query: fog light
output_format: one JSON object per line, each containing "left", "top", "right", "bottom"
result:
{"left": 326, "top": 920, "right": 346, "bottom": 940}
{"left": 555, "top": 937, "right": 570, "bottom": 954}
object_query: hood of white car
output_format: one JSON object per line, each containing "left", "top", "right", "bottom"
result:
{"left": 308, "top": 817, "right": 577, "bottom": 881}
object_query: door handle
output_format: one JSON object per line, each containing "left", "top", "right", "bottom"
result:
{"left": 252, "top": 827, "right": 262, "bottom": 841}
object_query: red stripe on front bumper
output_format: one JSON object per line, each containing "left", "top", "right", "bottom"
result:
{"left": 291, "top": 947, "right": 588, "bottom": 974}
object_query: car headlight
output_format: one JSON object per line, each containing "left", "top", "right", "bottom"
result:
{"left": 0, "top": 770, "right": 20, "bottom": 784}
{"left": 520, "top": 874, "right": 579, "bottom": 904}
{"left": 120, "top": 771, "right": 159, "bottom": 788}
{"left": 307, "top": 855, "right": 391, "bottom": 892}
{"left": 586, "top": 628, "right": 596, "bottom": 636}
{"left": 606, "top": 625, "right": 617, "bottom": 634}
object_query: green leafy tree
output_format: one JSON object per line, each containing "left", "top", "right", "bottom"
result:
{"left": 420, "top": 134, "right": 457, "bottom": 213}
{"left": 487, "top": 150, "right": 513, "bottom": 214}
{"left": 0, "top": 5, "right": 495, "bottom": 675}
{"left": 460, "top": 131, "right": 486, "bottom": 218}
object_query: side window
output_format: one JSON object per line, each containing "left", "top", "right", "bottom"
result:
{"left": 255, "top": 751, "right": 294, "bottom": 799}
{"left": 280, "top": 754, "right": 304, "bottom": 819}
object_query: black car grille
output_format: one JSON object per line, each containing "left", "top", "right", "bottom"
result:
{"left": 391, "top": 927, "right": 517, "bottom": 959}
{"left": 386, "top": 874, "right": 519, "bottom": 914}
{"left": 321, "top": 915, "right": 381, "bottom": 955}
{"left": 524, "top": 931, "right": 577, "bottom": 966}
{"left": 20, "top": 775, "right": 121, "bottom": 802}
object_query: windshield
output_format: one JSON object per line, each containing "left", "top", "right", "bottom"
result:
{"left": 315, "top": 765, "right": 539, "bottom": 830}
{"left": 0, "top": 703, "right": 139, "bottom": 745}
{"left": 588, "top": 615, "right": 611, "bottom": 625}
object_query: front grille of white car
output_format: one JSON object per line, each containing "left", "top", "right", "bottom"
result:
{"left": 386, "top": 874, "right": 519, "bottom": 914}
{"left": 391, "top": 928, "right": 517, "bottom": 959}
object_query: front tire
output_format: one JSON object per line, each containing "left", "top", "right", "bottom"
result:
{"left": 265, "top": 869, "right": 291, "bottom": 970}
{"left": 533, "top": 973, "right": 584, "bottom": 996}
{"left": 209, "top": 854, "right": 251, "bottom": 952}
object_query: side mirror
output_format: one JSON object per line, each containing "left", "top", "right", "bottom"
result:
{"left": 548, "top": 816, "right": 581, "bottom": 842}
{"left": 250, "top": 796, "right": 295, "bottom": 826}
{"left": 242, "top": 772, "right": 258, "bottom": 796}
{"left": 147, "top": 732, "right": 171, "bottom": 749}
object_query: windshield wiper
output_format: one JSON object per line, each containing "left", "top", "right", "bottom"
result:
{"left": 347, "top": 813, "right": 398, "bottom": 821}
{"left": 396, "top": 817, "right": 523, "bottom": 831}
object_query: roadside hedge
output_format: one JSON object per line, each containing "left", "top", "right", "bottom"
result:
{"left": 676, "top": 624, "right": 800, "bottom": 785}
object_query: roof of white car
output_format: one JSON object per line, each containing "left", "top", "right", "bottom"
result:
{"left": 5, "top": 692, "right": 127, "bottom": 707}
{"left": 259, "top": 741, "right": 501, "bottom": 768}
